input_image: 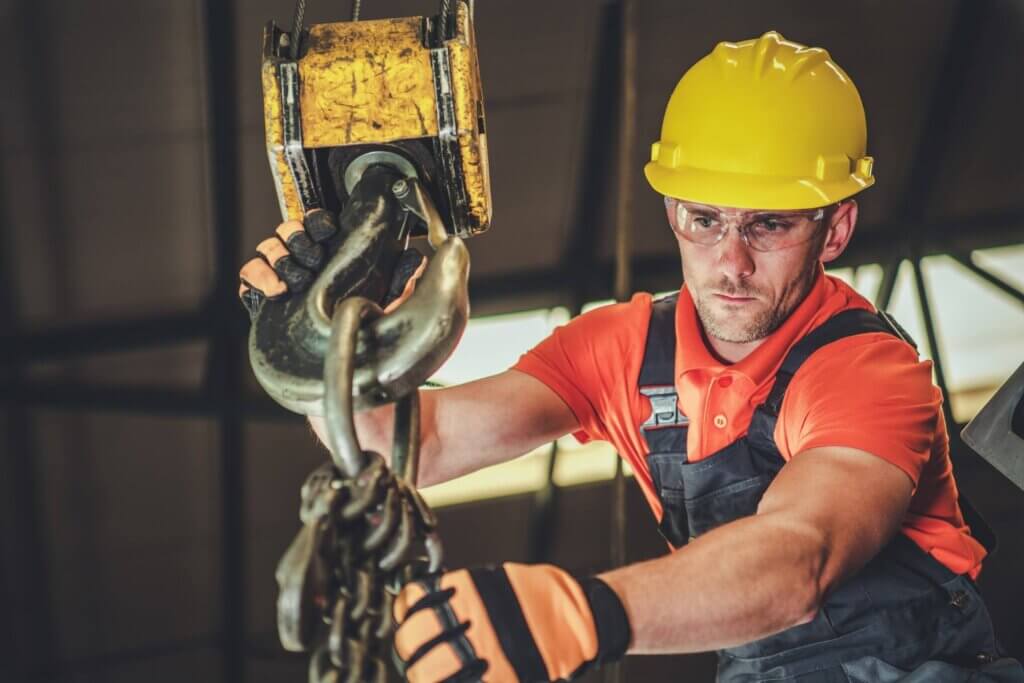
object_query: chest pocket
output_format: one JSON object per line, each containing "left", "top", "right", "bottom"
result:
{"left": 637, "top": 297, "right": 927, "bottom": 549}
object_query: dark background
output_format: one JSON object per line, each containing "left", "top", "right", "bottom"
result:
{"left": 1, "top": 0, "right": 1023, "bottom": 681}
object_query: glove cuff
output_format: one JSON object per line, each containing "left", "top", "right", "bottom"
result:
{"left": 579, "top": 576, "right": 632, "bottom": 665}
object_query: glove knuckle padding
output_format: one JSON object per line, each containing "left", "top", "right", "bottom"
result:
{"left": 239, "top": 258, "right": 286, "bottom": 298}
{"left": 304, "top": 208, "right": 339, "bottom": 243}
{"left": 272, "top": 255, "right": 313, "bottom": 292}
{"left": 283, "top": 231, "right": 325, "bottom": 270}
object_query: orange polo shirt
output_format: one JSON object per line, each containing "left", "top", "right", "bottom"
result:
{"left": 513, "top": 271, "right": 986, "bottom": 578}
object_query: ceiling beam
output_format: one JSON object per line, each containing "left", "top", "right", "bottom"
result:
{"left": 897, "top": 0, "right": 989, "bottom": 221}
{"left": 559, "top": 2, "right": 623, "bottom": 309}
{"left": 0, "top": 1, "right": 61, "bottom": 678}
{"left": 2, "top": 311, "right": 211, "bottom": 367}
{"left": 0, "top": 380, "right": 294, "bottom": 420}
{"left": 198, "top": 0, "right": 246, "bottom": 680}
{"left": 470, "top": 210, "right": 1024, "bottom": 309}
{"left": 4, "top": 207, "right": 1021, "bottom": 361}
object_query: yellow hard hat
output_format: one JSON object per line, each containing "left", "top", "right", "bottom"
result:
{"left": 644, "top": 31, "right": 874, "bottom": 210}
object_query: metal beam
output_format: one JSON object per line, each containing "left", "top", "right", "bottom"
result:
{"left": 909, "top": 255, "right": 981, "bottom": 485}
{"left": 608, "top": 6, "right": 637, "bottom": 680}
{"left": 470, "top": 210, "right": 1024, "bottom": 312}
{"left": 560, "top": 2, "right": 623, "bottom": 309}
{"left": 525, "top": 3, "right": 626, "bottom": 567}
{"left": 0, "top": 381, "right": 295, "bottom": 420}
{"left": 527, "top": 440, "right": 561, "bottom": 564}
{"left": 0, "top": 1, "right": 61, "bottom": 678}
{"left": 1, "top": 311, "right": 210, "bottom": 367}
{"left": 610, "top": 0, "right": 637, "bottom": 592}
{"left": 832, "top": 210, "right": 1024, "bottom": 271}
{"left": 911, "top": 257, "right": 953, "bottom": 421}
{"left": 0, "top": 167, "right": 53, "bottom": 683}
{"left": 952, "top": 252, "right": 1024, "bottom": 307}
{"left": 2, "top": 209, "right": 1022, "bottom": 367}
{"left": 199, "top": 0, "right": 245, "bottom": 680}
{"left": 898, "top": 0, "right": 988, "bottom": 219}
{"left": 894, "top": 0, "right": 992, "bottom": 486}
{"left": 612, "top": 0, "right": 637, "bottom": 307}
{"left": 875, "top": 258, "right": 902, "bottom": 311}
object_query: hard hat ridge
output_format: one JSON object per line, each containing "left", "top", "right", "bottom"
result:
{"left": 646, "top": 31, "right": 875, "bottom": 210}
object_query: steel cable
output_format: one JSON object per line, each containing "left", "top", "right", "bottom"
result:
{"left": 291, "top": 0, "right": 306, "bottom": 59}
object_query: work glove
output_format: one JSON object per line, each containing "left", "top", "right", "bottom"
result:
{"left": 238, "top": 208, "right": 425, "bottom": 319}
{"left": 393, "top": 563, "right": 631, "bottom": 683}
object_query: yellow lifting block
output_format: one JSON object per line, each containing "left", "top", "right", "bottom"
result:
{"left": 261, "top": 0, "right": 491, "bottom": 239}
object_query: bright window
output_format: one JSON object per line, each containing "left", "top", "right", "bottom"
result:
{"left": 420, "top": 246, "right": 1024, "bottom": 507}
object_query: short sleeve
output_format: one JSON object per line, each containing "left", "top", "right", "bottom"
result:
{"left": 775, "top": 333, "right": 942, "bottom": 487}
{"left": 511, "top": 294, "right": 652, "bottom": 444}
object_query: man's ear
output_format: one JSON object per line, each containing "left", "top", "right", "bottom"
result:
{"left": 820, "top": 200, "right": 858, "bottom": 264}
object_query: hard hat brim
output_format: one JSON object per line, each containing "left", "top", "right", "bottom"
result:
{"left": 644, "top": 161, "right": 873, "bottom": 211}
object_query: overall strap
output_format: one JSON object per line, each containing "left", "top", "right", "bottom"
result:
{"left": 753, "top": 307, "right": 997, "bottom": 554}
{"left": 638, "top": 294, "right": 688, "bottom": 456}
{"left": 636, "top": 302, "right": 919, "bottom": 462}
{"left": 759, "top": 308, "right": 916, "bottom": 417}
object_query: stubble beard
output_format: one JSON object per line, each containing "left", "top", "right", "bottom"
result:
{"left": 695, "top": 255, "right": 821, "bottom": 344}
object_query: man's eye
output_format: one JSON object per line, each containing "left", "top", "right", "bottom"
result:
{"left": 693, "top": 216, "right": 715, "bottom": 229}
{"left": 754, "top": 219, "right": 792, "bottom": 233}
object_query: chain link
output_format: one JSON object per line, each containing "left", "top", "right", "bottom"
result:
{"left": 277, "top": 303, "right": 444, "bottom": 681}
{"left": 279, "top": 449, "right": 440, "bottom": 681}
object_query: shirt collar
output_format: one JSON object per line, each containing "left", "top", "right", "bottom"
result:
{"left": 674, "top": 266, "right": 831, "bottom": 387}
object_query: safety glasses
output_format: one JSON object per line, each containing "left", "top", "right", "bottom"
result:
{"left": 667, "top": 198, "right": 825, "bottom": 252}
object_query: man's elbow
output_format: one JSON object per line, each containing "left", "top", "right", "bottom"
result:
{"left": 779, "top": 523, "right": 831, "bottom": 629}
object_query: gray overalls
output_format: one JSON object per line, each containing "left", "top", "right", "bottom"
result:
{"left": 638, "top": 295, "right": 1023, "bottom": 682}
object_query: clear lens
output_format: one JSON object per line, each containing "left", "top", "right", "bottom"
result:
{"left": 671, "top": 201, "right": 823, "bottom": 252}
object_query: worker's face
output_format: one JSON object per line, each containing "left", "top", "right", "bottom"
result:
{"left": 667, "top": 198, "right": 858, "bottom": 344}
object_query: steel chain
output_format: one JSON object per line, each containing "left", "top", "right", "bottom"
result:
{"left": 277, "top": 328, "right": 443, "bottom": 682}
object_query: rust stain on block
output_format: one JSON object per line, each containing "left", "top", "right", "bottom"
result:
{"left": 299, "top": 17, "right": 438, "bottom": 148}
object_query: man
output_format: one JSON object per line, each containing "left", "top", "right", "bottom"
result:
{"left": 241, "top": 32, "right": 1023, "bottom": 682}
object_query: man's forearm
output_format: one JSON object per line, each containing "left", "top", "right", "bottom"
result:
{"left": 307, "top": 404, "right": 393, "bottom": 453}
{"left": 307, "top": 390, "right": 452, "bottom": 488}
{"left": 599, "top": 512, "right": 826, "bottom": 655}
{"left": 307, "top": 371, "right": 580, "bottom": 488}
{"left": 308, "top": 402, "right": 423, "bottom": 479}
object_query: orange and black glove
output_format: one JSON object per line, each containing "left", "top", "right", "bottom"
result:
{"left": 238, "top": 208, "right": 425, "bottom": 319}
{"left": 393, "top": 563, "right": 631, "bottom": 682}
{"left": 238, "top": 209, "right": 338, "bottom": 317}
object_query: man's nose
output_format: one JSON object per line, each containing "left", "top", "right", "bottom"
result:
{"left": 715, "top": 227, "right": 755, "bottom": 279}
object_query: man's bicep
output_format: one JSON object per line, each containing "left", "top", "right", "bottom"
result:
{"left": 778, "top": 335, "right": 941, "bottom": 489}
{"left": 757, "top": 446, "right": 914, "bottom": 592}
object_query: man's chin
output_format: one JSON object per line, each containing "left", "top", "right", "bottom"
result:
{"left": 701, "top": 311, "right": 770, "bottom": 344}
{"left": 707, "top": 327, "right": 763, "bottom": 345}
